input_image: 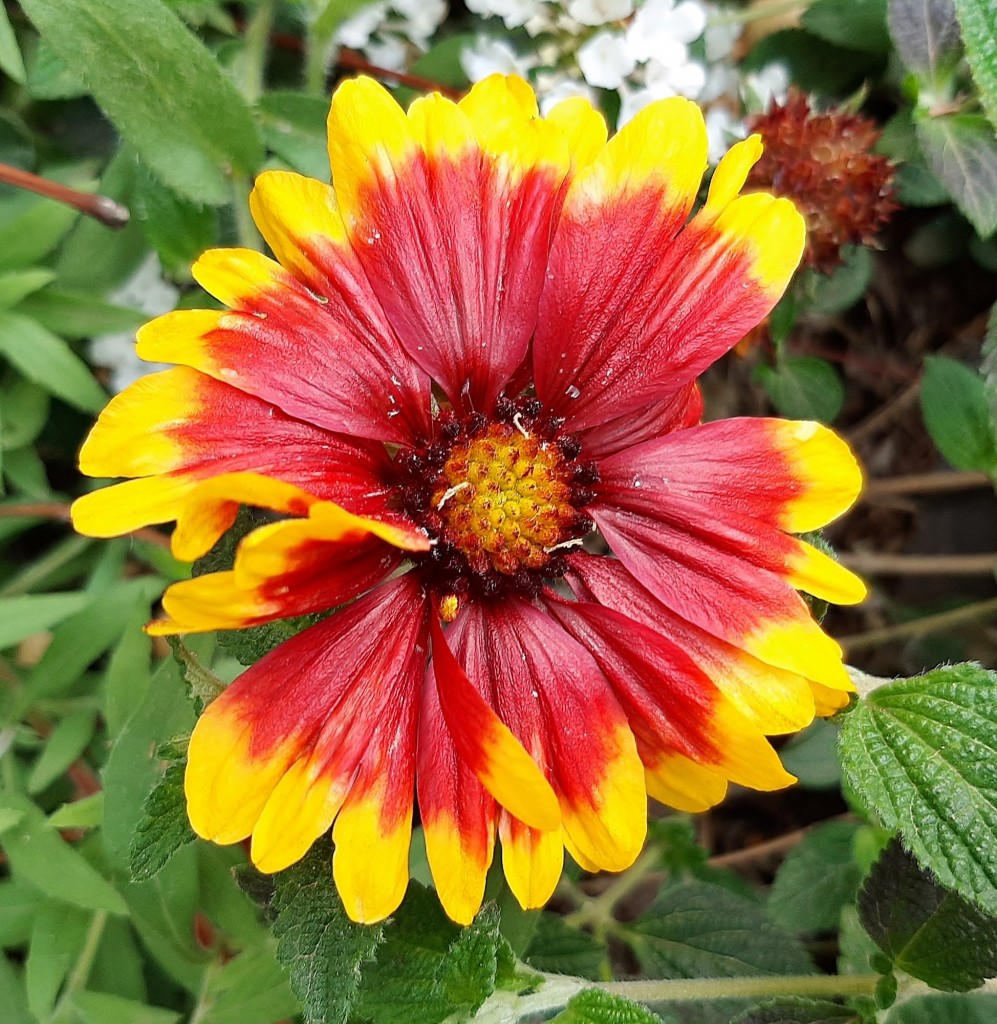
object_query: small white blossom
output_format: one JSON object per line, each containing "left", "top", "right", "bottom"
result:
{"left": 363, "top": 34, "right": 409, "bottom": 71}
{"left": 461, "top": 35, "right": 537, "bottom": 81}
{"left": 535, "top": 71, "right": 598, "bottom": 113}
{"left": 625, "top": 0, "right": 707, "bottom": 63}
{"left": 465, "top": 0, "right": 550, "bottom": 30}
{"left": 567, "top": 0, "right": 634, "bottom": 26}
{"left": 705, "top": 104, "right": 745, "bottom": 163}
{"left": 391, "top": 0, "right": 446, "bottom": 41}
{"left": 743, "top": 62, "right": 790, "bottom": 110}
{"left": 337, "top": 2, "right": 389, "bottom": 48}
{"left": 646, "top": 54, "right": 706, "bottom": 98}
{"left": 577, "top": 29, "right": 636, "bottom": 89}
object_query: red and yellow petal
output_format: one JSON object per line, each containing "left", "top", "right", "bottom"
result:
{"left": 418, "top": 670, "right": 497, "bottom": 925}
{"left": 324, "top": 75, "right": 573, "bottom": 412}
{"left": 533, "top": 108, "right": 804, "bottom": 432}
{"left": 498, "top": 811, "right": 564, "bottom": 911}
{"left": 185, "top": 577, "right": 429, "bottom": 922}
{"left": 148, "top": 501, "right": 425, "bottom": 635}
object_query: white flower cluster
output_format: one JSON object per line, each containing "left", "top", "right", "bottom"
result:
{"left": 460, "top": 0, "right": 789, "bottom": 162}
{"left": 336, "top": 0, "right": 448, "bottom": 72}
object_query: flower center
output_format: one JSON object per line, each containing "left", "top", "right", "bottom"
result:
{"left": 432, "top": 422, "right": 576, "bottom": 577}
{"left": 397, "top": 400, "right": 597, "bottom": 617}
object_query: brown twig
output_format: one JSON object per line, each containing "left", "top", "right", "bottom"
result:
{"left": 840, "top": 551, "right": 996, "bottom": 575}
{"left": 0, "top": 502, "right": 172, "bottom": 549}
{"left": 336, "top": 49, "right": 463, "bottom": 98}
{"left": 847, "top": 379, "right": 921, "bottom": 444}
{"left": 0, "top": 162, "right": 129, "bottom": 229}
{"left": 861, "top": 470, "right": 993, "bottom": 498}
{"left": 841, "top": 596, "right": 997, "bottom": 652}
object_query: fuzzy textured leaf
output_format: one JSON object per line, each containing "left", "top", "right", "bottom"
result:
{"left": 982, "top": 303, "right": 997, "bottom": 441}
{"left": 19, "top": 0, "right": 262, "bottom": 203}
{"left": 731, "top": 999, "right": 858, "bottom": 1024}
{"left": 526, "top": 914, "right": 608, "bottom": 981}
{"left": 272, "top": 840, "right": 384, "bottom": 1024}
{"left": 889, "top": 994, "right": 997, "bottom": 1024}
{"left": 757, "top": 356, "right": 845, "bottom": 423}
{"left": 768, "top": 822, "right": 863, "bottom": 933}
{"left": 620, "top": 882, "right": 814, "bottom": 980}
{"left": 354, "top": 883, "right": 502, "bottom": 1024}
{"left": 553, "top": 990, "right": 671, "bottom": 1023}
{"left": 954, "top": 0, "right": 997, "bottom": 131}
{"left": 129, "top": 762, "right": 196, "bottom": 881}
{"left": 859, "top": 840, "right": 997, "bottom": 991}
{"left": 916, "top": 114, "right": 997, "bottom": 238}
{"left": 838, "top": 663, "right": 997, "bottom": 916}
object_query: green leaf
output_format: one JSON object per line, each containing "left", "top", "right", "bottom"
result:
{"left": 135, "top": 166, "right": 218, "bottom": 275}
{"left": 808, "top": 246, "right": 874, "bottom": 314}
{"left": 25, "top": 903, "right": 92, "bottom": 1018}
{"left": 354, "top": 884, "right": 501, "bottom": 1024}
{"left": 954, "top": 0, "right": 997, "bottom": 132}
{"left": 258, "top": 91, "right": 332, "bottom": 180}
{"left": 0, "top": 792, "right": 129, "bottom": 915}
{"left": 920, "top": 354, "right": 997, "bottom": 471}
{"left": 197, "top": 945, "right": 300, "bottom": 1024}
{"left": 916, "top": 114, "right": 997, "bottom": 238}
{"left": 0, "top": 956, "right": 32, "bottom": 1024}
{"left": 129, "top": 762, "right": 196, "bottom": 881}
{"left": 859, "top": 840, "right": 997, "bottom": 992}
{"left": 525, "top": 913, "right": 608, "bottom": 981}
{"left": 779, "top": 720, "right": 841, "bottom": 789}
{"left": 0, "top": 591, "right": 90, "bottom": 649}
{"left": 0, "top": 4, "right": 26, "bottom": 83}
{"left": 26, "top": 37, "right": 87, "bottom": 99}
{"left": 0, "top": 375, "right": 49, "bottom": 450}
{"left": 14, "top": 289, "right": 146, "bottom": 339}
{"left": 757, "top": 356, "right": 845, "bottom": 423}
{"left": 730, "top": 999, "right": 858, "bottom": 1023}
{"left": 838, "top": 663, "right": 997, "bottom": 917}
{"left": 620, "top": 882, "right": 814, "bottom": 979}
{"left": 3, "top": 444, "right": 49, "bottom": 497}
{"left": 0, "top": 268, "right": 57, "bottom": 310}
{"left": 981, "top": 303, "right": 997, "bottom": 441}
{"left": 743, "top": 29, "right": 883, "bottom": 95}
{"left": 27, "top": 708, "right": 96, "bottom": 794}
{"left": 19, "top": 0, "right": 263, "bottom": 204}
{"left": 552, "top": 989, "right": 670, "bottom": 1023}
{"left": 802, "top": 0, "right": 890, "bottom": 53}
{"left": 889, "top": 994, "right": 997, "bottom": 1024}
{"left": 49, "top": 792, "right": 105, "bottom": 829}
{"left": 69, "top": 990, "right": 182, "bottom": 1024}
{"left": 0, "top": 196, "right": 80, "bottom": 271}
{"left": 0, "top": 877, "right": 45, "bottom": 945}
{"left": 769, "top": 822, "right": 864, "bottom": 933}
{"left": 0, "top": 311, "right": 107, "bottom": 413}
{"left": 272, "top": 839, "right": 384, "bottom": 1024}
{"left": 887, "top": 0, "right": 962, "bottom": 77}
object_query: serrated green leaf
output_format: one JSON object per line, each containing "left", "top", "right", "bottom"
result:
{"left": 49, "top": 792, "right": 105, "bottom": 829}
{"left": 920, "top": 355, "right": 997, "bottom": 471}
{"left": 838, "top": 663, "right": 997, "bottom": 916}
{"left": 28, "top": 708, "right": 96, "bottom": 794}
{"left": 916, "top": 114, "right": 997, "bottom": 238}
{"left": 0, "top": 792, "right": 128, "bottom": 915}
{"left": 954, "top": 0, "right": 997, "bottom": 132}
{"left": 757, "top": 356, "right": 845, "bottom": 423}
{"left": 525, "top": 913, "right": 608, "bottom": 981}
{"left": 0, "top": 4, "right": 26, "bottom": 83}
{"left": 981, "top": 303, "right": 997, "bottom": 441}
{"left": 0, "top": 375, "right": 49, "bottom": 450}
{"left": 859, "top": 840, "right": 997, "bottom": 991}
{"left": 258, "top": 91, "right": 332, "bottom": 180}
{"left": 889, "top": 993, "right": 997, "bottom": 1024}
{"left": 19, "top": 0, "right": 262, "bottom": 204}
{"left": 553, "top": 989, "right": 670, "bottom": 1023}
{"left": 272, "top": 839, "right": 384, "bottom": 1024}
{"left": 769, "top": 822, "right": 863, "bottom": 934}
{"left": 0, "top": 591, "right": 90, "bottom": 649}
{"left": 802, "top": 0, "right": 890, "bottom": 53}
{"left": 731, "top": 998, "right": 858, "bottom": 1023}
{"left": 168, "top": 637, "right": 227, "bottom": 712}
{"left": 620, "top": 882, "right": 814, "bottom": 980}
{"left": 0, "top": 311, "right": 107, "bottom": 413}
{"left": 354, "top": 884, "right": 501, "bottom": 1024}
{"left": 129, "top": 762, "right": 196, "bottom": 881}
{"left": 70, "top": 989, "right": 182, "bottom": 1024}
{"left": 26, "top": 902, "right": 92, "bottom": 1018}
{"left": 887, "top": 0, "right": 962, "bottom": 77}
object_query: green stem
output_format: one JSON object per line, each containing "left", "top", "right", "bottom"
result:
{"left": 239, "top": 0, "right": 276, "bottom": 106}
{"left": 51, "top": 910, "right": 107, "bottom": 1017}
{"left": 564, "top": 844, "right": 662, "bottom": 934}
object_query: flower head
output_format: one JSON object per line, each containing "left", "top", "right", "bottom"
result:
{"left": 73, "top": 75, "right": 864, "bottom": 926}
{"left": 746, "top": 90, "right": 898, "bottom": 272}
